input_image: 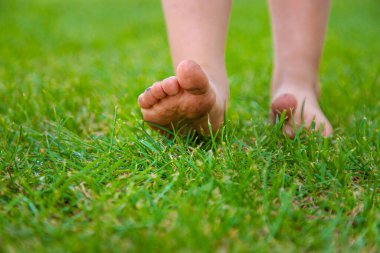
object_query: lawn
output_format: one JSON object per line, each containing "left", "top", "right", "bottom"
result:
{"left": 0, "top": 0, "right": 379, "bottom": 252}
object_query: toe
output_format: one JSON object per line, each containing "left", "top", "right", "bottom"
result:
{"left": 304, "top": 112, "right": 333, "bottom": 137}
{"left": 138, "top": 93, "right": 151, "bottom": 109}
{"left": 316, "top": 118, "right": 333, "bottom": 137}
{"left": 143, "top": 88, "right": 159, "bottom": 107}
{"left": 176, "top": 60, "right": 209, "bottom": 95}
{"left": 271, "top": 93, "right": 298, "bottom": 119}
{"left": 304, "top": 113, "right": 317, "bottom": 129}
{"left": 323, "top": 122, "right": 333, "bottom": 137}
{"left": 162, "top": 76, "right": 180, "bottom": 96}
{"left": 284, "top": 123, "right": 296, "bottom": 138}
{"left": 151, "top": 81, "right": 167, "bottom": 100}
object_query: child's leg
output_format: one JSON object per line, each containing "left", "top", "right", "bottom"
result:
{"left": 138, "top": 0, "right": 231, "bottom": 134}
{"left": 269, "top": 0, "right": 333, "bottom": 137}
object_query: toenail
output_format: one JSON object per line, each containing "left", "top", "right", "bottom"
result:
{"left": 285, "top": 125, "right": 294, "bottom": 136}
{"left": 145, "top": 87, "right": 151, "bottom": 92}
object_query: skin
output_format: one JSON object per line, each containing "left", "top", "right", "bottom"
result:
{"left": 138, "top": 0, "right": 333, "bottom": 137}
{"left": 269, "top": 0, "right": 333, "bottom": 137}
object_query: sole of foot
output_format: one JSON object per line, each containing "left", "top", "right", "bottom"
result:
{"left": 270, "top": 86, "right": 333, "bottom": 138}
{"left": 138, "top": 60, "right": 226, "bottom": 136}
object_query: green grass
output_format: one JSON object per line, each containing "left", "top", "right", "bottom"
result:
{"left": 0, "top": 0, "right": 379, "bottom": 252}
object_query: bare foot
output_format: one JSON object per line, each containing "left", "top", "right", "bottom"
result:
{"left": 138, "top": 60, "right": 227, "bottom": 135}
{"left": 270, "top": 83, "right": 333, "bottom": 137}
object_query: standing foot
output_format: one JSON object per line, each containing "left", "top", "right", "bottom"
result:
{"left": 270, "top": 83, "right": 333, "bottom": 137}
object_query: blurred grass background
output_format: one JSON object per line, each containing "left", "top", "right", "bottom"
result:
{"left": 0, "top": 0, "right": 379, "bottom": 252}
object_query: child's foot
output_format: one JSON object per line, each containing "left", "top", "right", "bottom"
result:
{"left": 270, "top": 83, "right": 333, "bottom": 137}
{"left": 138, "top": 60, "right": 227, "bottom": 135}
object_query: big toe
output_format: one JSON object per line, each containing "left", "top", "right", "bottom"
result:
{"left": 270, "top": 93, "right": 298, "bottom": 122}
{"left": 176, "top": 60, "right": 210, "bottom": 95}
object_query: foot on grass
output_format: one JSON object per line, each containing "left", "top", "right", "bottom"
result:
{"left": 138, "top": 60, "right": 226, "bottom": 135}
{"left": 270, "top": 83, "right": 333, "bottom": 137}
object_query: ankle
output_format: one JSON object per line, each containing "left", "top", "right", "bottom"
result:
{"left": 271, "top": 77, "right": 320, "bottom": 97}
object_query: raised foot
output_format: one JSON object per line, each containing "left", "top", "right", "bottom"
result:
{"left": 138, "top": 60, "right": 226, "bottom": 135}
{"left": 270, "top": 89, "right": 333, "bottom": 137}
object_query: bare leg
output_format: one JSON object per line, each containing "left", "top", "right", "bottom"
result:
{"left": 138, "top": 0, "right": 231, "bottom": 135}
{"left": 269, "top": 0, "right": 333, "bottom": 137}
